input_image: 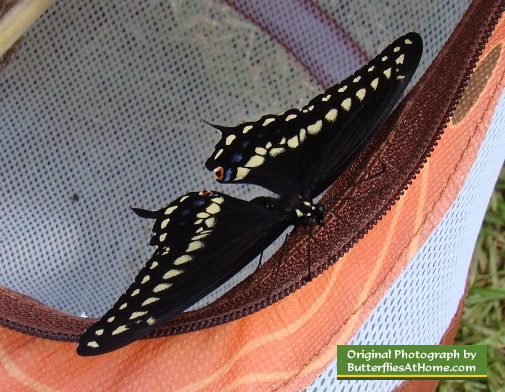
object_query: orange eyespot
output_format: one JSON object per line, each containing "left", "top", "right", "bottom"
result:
{"left": 199, "top": 190, "right": 213, "bottom": 196}
{"left": 214, "top": 166, "right": 225, "bottom": 181}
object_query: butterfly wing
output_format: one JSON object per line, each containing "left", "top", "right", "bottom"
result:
{"left": 77, "top": 191, "right": 287, "bottom": 356}
{"left": 205, "top": 32, "right": 422, "bottom": 198}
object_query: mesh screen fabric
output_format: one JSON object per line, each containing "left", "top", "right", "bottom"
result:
{"left": 0, "top": 0, "right": 473, "bottom": 319}
{"left": 1, "top": 0, "right": 316, "bottom": 316}
{"left": 306, "top": 91, "right": 505, "bottom": 390}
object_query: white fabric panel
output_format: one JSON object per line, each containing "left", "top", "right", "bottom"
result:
{"left": 307, "top": 92, "right": 505, "bottom": 391}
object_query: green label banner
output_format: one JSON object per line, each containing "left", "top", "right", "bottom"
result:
{"left": 336, "top": 345, "right": 487, "bottom": 380}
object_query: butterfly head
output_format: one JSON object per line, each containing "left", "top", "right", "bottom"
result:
{"left": 294, "top": 200, "right": 325, "bottom": 227}
{"left": 272, "top": 195, "right": 325, "bottom": 227}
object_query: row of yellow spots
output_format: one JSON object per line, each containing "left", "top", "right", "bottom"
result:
{"left": 86, "top": 196, "right": 225, "bottom": 347}
{"left": 223, "top": 45, "right": 408, "bottom": 182}
{"left": 157, "top": 203, "right": 180, "bottom": 242}
{"left": 302, "top": 105, "right": 314, "bottom": 114}
{"left": 216, "top": 110, "right": 298, "bottom": 167}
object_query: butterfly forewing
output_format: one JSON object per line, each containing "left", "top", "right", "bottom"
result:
{"left": 205, "top": 32, "right": 422, "bottom": 198}
{"left": 77, "top": 191, "right": 287, "bottom": 356}
{"left": 306, "top": 33, "right": 422, "bottom": 196}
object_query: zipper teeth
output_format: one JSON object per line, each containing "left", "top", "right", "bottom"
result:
{"left": 2, "top": 3, "right": 503, "bottom": 343}
{"left": 0, "top": 318, "right": 79, "bottom": 342}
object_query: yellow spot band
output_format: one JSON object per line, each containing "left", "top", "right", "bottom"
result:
{"left": 206, "top": 203, "right": 220, "bottom": 214}
{"left": 325, "top": 109, "right": 338, "bottom": 122}
{"left": 245, "top": 155, "right": 265, "bottom": 168}
{"left": 164, "top": 206, "right": 177, "bottom": 215}
{"left": 242, "top": 125, "right": 253, "bottom": 134}
{"left": 174, "top": 255, "right": 193, "bottom": 265}
{"left": 130, "top": 311, "right": 148, "bottom": 320}
{"left": 225, "top": 134, "right": 236, "bottom": 145}
{"left": 142, "top": 297, "right": 159, "bottom": 306}
{"left": 186, "top": 241, "right": 204, "bottom": 252}
{"left": 235, "top": 167, "right": 250, "bottom": 180}
{"left": 356, "top": 88, "right": 366, "bottom": 101}
{"left": 141, "top": 275, "right": 150, "bottom": 284}
{"left": 163, "top": 269, "right": 183, "bottom": 279}
{"left": 341, "top": 98, "right": 352, "bottom": 111}
{"left": 112, "top": 325, "right": 129, "bottom": 335}
{"left": 153, "top": 283, "right": 172, "bottom": 293}
{"left": 287, "top": 136, "right": 299, "bottom": 148}
{"left": 262, "top": 117, "right": 275, "bottom": 126}
{"left": 307, "top": 120, "right": 323, "bottom": 135}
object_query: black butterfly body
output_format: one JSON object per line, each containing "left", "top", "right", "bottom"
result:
{"left": 77, "top": 33, "right": 422, "bottom": 356}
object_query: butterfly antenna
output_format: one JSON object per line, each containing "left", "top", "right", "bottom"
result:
{"left": 268, "top": 232, "right": 291, "bottom": 301}
{"left": 322, "top": 161, "right": 388, "bottom": 207}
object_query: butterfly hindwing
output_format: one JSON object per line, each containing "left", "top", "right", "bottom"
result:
{"left": 77, "top": 191, "right": 288, "bottom": 356}
{"left": 205, "top": 32, "right": 422, "bottom": 198}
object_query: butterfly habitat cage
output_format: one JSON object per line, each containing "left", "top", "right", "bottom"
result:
{"left": 1, "top": 0, "right": 505, "bottom": 390}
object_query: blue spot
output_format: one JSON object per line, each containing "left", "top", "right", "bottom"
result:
{"left": 181, "top": 209, "right": 190, "bottom": 216}
{"left": 224, "top": 168, "right": 232, "bottom": 182}
{"left": 194, "top": 199, "right": 205, "bottom": 206}
{"left": 241, "top": 141, "right": 249, "bottom": 148}
{"left": 232, "top": 153, "right": 243, "bottom": 163}
{"left": 256, "top": 133, "right": 264, "bottom": 139}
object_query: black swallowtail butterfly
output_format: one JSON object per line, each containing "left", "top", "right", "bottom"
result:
{"left": 77, "top": 32, "right": 422, "bottom": 356}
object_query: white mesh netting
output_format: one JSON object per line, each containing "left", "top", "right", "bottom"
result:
{"left": 0, "top": 0, "right": 472, "bottom": 318}
{"left": 307, "top": 91, "right": 505, "bottom": 390}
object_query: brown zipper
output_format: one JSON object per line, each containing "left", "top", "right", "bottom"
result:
{"left": 1, "top": 0, "right": 503, "bottom": 343}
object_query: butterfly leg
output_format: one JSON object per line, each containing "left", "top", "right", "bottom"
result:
{"left": 303, "top": 227, "right": 336, "bottom": 278}
{"left": 227, "top": 250, "right": 265, "bottom": 307}
{"left": 322, "top": 161, "right": 388, "bottom": 206}
{"left": 254, "top": 251, "right": 264, "bottom": 273}
{"left": 268, "top": 232, "right": 292, "bottom": 301}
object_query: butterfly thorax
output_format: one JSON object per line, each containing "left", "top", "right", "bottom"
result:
{"left": 253, "top": 195, "right": 324, "bottom": 227}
